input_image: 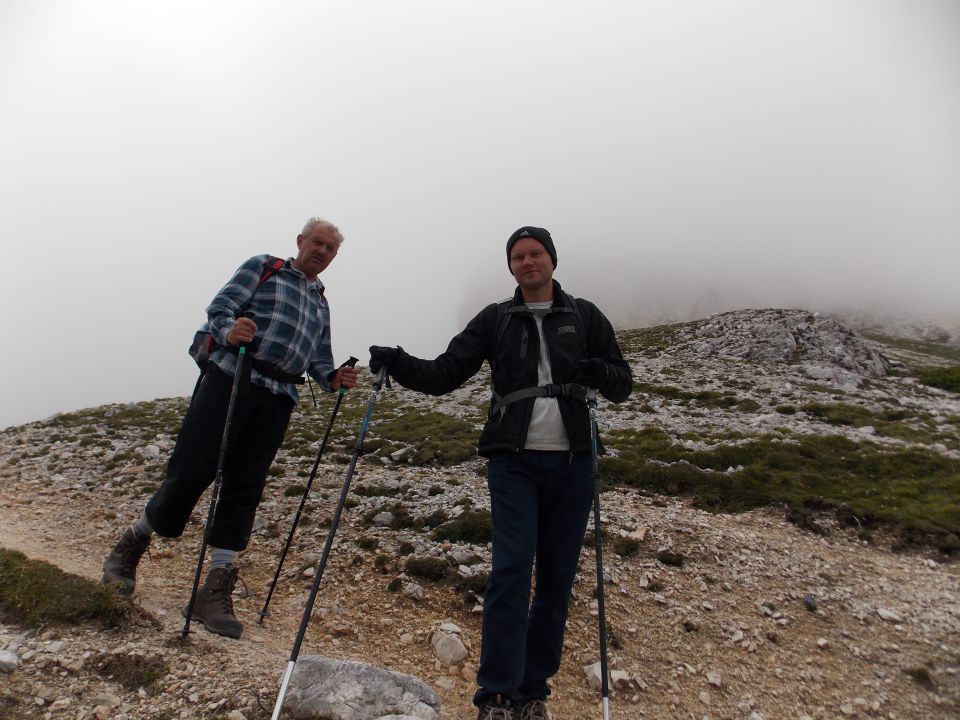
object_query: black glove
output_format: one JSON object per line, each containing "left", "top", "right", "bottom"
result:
{"left": 573, "top": 358, "right": 609, "bottom": 388}
{"left": 369, "top": 345, "right": 401, "bottom": 373}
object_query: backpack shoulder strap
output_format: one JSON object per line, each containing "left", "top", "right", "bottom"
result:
{"left": 493, "top": 298, "right": 513, "bottom": 350}
{"left": 562, "top": 290, "right": 589, "bottom": 354}
{"left": 258, "top": 255, "right": 284, "bottom": 285}
{"left": 563, "top": 290, "right": 585, "bottom": 328}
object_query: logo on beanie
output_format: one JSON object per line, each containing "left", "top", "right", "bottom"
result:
{"left": 518, "top": 230, "right": 531, "bottom": 238}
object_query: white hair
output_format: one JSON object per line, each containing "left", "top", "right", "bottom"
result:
{"left": 300, "top": 217, "right": 344, "bottom": 245}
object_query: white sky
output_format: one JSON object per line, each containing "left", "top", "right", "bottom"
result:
{"left": 2, "top": 0, "right": 959, "bottom": 429}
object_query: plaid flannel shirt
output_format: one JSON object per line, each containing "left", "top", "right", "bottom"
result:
{"left": 205, "top": 255, "right": 335, "bottom": 402}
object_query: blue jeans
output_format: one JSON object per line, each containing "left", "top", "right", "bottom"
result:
{"left": 474, "top": 451, "right": 594, "bottom": 708}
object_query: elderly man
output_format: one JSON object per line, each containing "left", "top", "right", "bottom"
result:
{"left": 369, "top": 226, "right": 632, "bottom": 720}
{"left": 102, "top": 217, "right": 358, "bottom": 639}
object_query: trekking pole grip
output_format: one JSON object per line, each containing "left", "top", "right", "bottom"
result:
{"left": 239, "top": 311, "right": 255, "bottom": 352}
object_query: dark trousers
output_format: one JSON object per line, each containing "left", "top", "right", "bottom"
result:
{"left": 145, "top": 365, "right": 293, "bottom": 551}
{"left": 474, "top": 451, "right": 594, "bottom": 707}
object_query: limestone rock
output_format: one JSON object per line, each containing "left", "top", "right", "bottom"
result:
{"left": 0, "top": 648, "right": 18, "bottom": 672}
{"left": 429, "top": 624, "right": 468, "bottom": 666}
{"left": 285, "top": 656, "right": 440, "bottom": 720}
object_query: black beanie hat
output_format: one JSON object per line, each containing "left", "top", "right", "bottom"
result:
{"left": 506, "top": 226, "right": 557, "bottom": 269}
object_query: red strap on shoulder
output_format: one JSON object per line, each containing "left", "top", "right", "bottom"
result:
{"left": 258, "top": 256, "right": 285, "bottom": 285}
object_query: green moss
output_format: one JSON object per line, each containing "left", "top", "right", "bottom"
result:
{"left": 284, "top": 484, "right": 307, "bottom": 497}
{"left": 431, "top": 510, "right": 492, "bottom": 544}
{"left": 0, "top": 549, "right": 130, "bottom": 627}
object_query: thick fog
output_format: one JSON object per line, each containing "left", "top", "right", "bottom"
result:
{"left": 2, "top": 0, "right": 958, "bottom": 428}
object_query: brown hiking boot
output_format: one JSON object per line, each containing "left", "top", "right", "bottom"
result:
{"left": 478, "top": 695, "right": 517, "bottom": 720}
{"left": 185, "top": 567, "right": 243, "bottom": 639}
{"left": 101, "top": 527, "right": 150, "bottom": 597}
{"left": 519, "top": 699, "right": 551, "bottom": 720}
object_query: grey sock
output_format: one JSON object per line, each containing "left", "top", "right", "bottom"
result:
{"left": 209, "top": 547, "right": 237, "bottom": 570}
{"left": 132, "top": 514, "right": 154, "bottom": 540}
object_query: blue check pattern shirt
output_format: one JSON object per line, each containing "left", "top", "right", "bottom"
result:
{"left": 204, "top": 255, "right": 335, "bottom": 402}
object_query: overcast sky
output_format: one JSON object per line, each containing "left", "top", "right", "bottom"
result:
{"left": 2, "top": 0, "right": 959, "bottom": 429}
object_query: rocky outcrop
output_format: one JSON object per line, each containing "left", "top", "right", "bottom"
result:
{"left": 678, "top": 309, "right": 892, "bottom": 387}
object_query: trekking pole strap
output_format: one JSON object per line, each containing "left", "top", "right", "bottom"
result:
{"left": 491, "top": 382, "right": 588, "bottom": 418}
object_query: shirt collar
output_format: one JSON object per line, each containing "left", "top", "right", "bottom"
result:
{"left": 286, "top": 257, "right": 325, "bottom": 294}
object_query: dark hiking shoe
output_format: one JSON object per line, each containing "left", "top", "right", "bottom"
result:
{"left": 101, "top": 527, "right": 150, "bottom": 597}
{"left": 478, "top": 695, "right": 517, "bottom": 720}
{"left": 520, "top": 699, "right": 551, "bottom": 720}
{"left": 184, "top": 567, "right": 243, "bottom": 639}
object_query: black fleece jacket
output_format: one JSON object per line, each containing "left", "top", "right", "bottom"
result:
{"left": 385, "top": 280, "right": 632, "bottom": 456}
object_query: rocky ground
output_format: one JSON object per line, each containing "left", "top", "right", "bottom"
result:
{"left": 1, "top": 309, "right": 959, "bottom": 720}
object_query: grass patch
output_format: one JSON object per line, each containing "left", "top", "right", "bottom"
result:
{"left": 800, "top": 402, "right": 932, "bottom": 442}
{"left": 0, "top": 549, "right": 129, "bottom": 627}
{"left": 612, "top": 536, "right": 642, "bottom": 557}
{"left": 357, "top": 535, "right": 380, "bottom": 551}
{"left": 904, "top": 666, "right": 935, "bottom": 689}
{"left": 602, "top": 428, "right": 960, "bottom": 549}
{"left": 354, "top": 483, "right": 400, "bottom": 498}
{"left": 405, "top": 556, "right": 449, "bottom": 581}
{"left": 918, "top": 366, "right": 960, "bottom": 394}
{"left": 362, "top": 503, "right": 449, "bottom": 531}
{"left": 634, "top": 383, "right": 740, "bottom": 409}
{"left": 617, "top": 324, "right": 683, "bottom": 357}
{"left": 863, "top": 333, "right": 960, "bottom": 364}
{"left": 85, "top": 652, "right": 168, "bottom": 691}
{"left": 371, "top": 409, "right": 479, "bottom": 465}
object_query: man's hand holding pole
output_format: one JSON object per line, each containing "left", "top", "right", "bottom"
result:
{"left": 226, "top": 315, "right": 257, "bottom": 346}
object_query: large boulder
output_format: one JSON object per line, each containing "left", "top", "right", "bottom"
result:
{"left": 283, "top": 656, "right": 441, "bottom": 720}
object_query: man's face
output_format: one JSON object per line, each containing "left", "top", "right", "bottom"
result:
{"left": 295, "top": 225, "right": 341, "bottom": 280}
{"left": 509, "top": 237, "right": 554, "bottom": 293}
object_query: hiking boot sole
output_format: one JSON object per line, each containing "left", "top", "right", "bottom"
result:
{"left": 182, "top": 606, "right": 243, "bottom": 639}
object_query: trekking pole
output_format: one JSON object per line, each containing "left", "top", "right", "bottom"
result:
{"left": 270, "top": 365, "right": 390, "bottom": 720}
{"left": 587, "top": 388, "right": 611, "bottom": 720}
{"left": 181, "top": 311, "right": 255, "bottom": 639}
{"left": 257, "top": 356, "right": 359, "bottom": 625}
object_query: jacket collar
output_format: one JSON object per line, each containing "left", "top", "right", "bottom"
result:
{"left": 510, "top": 279, "right": 566, "bottom": 308}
